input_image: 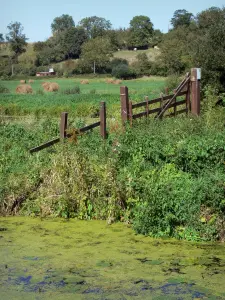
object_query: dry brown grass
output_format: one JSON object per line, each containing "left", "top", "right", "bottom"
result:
{"left": 16, "top": 84, "right": 33, "bottom": 94}
{"left": 20, "top": 80, "right": 26, "bottom": 84}
{"left": 42, "top": 82, "right": 59, "bottom": 92}
{"left": 28, "top": 79, "right": 34, "bottom": 83}
{"left": 80, "top": 80, "right": 89, "bottom": 84}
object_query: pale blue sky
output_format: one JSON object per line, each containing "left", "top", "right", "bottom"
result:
{"left": 1, "top": 0, "right": 224, "bottom": 42}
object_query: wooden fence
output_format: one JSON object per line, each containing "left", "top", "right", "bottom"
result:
{"left": 120, "top": 68, "right": 201, "bottom": 127}
{"left": 30, "top": 101, "right": 106, "bottom": 153}
{"left": 30, "top": 68, "right": 201, "bottom": 153}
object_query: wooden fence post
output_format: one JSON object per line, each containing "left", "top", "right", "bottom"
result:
{"left": 191, "top": 68, "right": 201, "bottom": 116}
{"left": 165, "top": 87, "right": 169, "bottom": 95}
{"left": 159, "top": 93, "right": 164, "bottom": 119}
{"left": 60, "top": 112, "right": 68, "bottom": 139}
{"left": 100, "top": 101, "right": 107, "bottom": 139}
{"left": 145, "top": 96, "right": 149, "bottom": 119}
{"left": 129, "top": 101, "right": 133, "bottom": 127}
{"left": 120, "top": 86, "right": 129, "bottom": 127}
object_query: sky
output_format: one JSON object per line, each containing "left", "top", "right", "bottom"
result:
{"left": 1, "top": 0, "right": 224, "bottom": 42}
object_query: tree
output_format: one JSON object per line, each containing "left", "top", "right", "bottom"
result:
{"left": 6, "top": 22, "right": 28, "bottom": 60}
{"left": 33, "top": 41, "right": 46, "bottom": 52}
{"left": 129, "top": 15, "right": 154, "bottom": 48}
{"left": 78, "top": 16, "right": 112, "bottom": 39}
{"left": 60, "top": 27, "right": 87, "bottom": 59}
{"left": 0, "top": 33, "right": 4, "bottom": 43}
{"left": 80, "top": 37, "right": 115, "bottom": 73}
{"left": 193, "top": 7, "right": 225, "bottom": 89}
{"left": 51, "top": 14, "right": 75, "bottom": 34}
{"left": 197, "top": 7, "right": 222, "bottom": 29}
{"left": 171, "top": 9, "right": 194, "bottom": 29}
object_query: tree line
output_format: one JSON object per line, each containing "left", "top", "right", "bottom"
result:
{"left": 0, "top": 7, "right": 225, "bottom": 90}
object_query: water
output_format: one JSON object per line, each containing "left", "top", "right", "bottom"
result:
{"left": 0, "top": 217, "right": 225, "bottom": 299}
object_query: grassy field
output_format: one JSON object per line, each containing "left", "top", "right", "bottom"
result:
{"left": 1, "top": 76, "right": 165, "bottom": 94}
{"left": 113, "top": 48, "right": 160, "bottom": 63}
{"left": 0, "top": 77, "right": 166, "bottom": 118}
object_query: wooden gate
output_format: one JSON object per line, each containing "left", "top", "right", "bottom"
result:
{"left": 120, "top": 68, "right": 201, "bottom": 127}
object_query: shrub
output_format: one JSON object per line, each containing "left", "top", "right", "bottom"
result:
{"left": 165, "top": 74, "right": 181, "bottom": 92}
{"left": 89, "top": 89, "right": 96, "bottom": 94}
{"left": 0, "top": 84, "right": 10, "bottom": 93}
{"left": 112, "top": 64, "right": 136, "bottom": 79}
{"left": 62, "top": 86, "right": 81, "bottom": 95}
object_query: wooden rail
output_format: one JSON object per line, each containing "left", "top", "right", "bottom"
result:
{"left": 119, "top": 69, "right": 201, "bottom": 128}
{"left": 30, "top": 102, "right": 107, "bottom": 153}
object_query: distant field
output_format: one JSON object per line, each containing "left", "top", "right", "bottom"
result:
{"left": 1, "top": 76, "right": 165, "bottom": 94}
{"left": 0, "top": 77, "right": 166, "bottom": 119}
{"left": 113, "top": 48, "right": 160, "bottom": 63}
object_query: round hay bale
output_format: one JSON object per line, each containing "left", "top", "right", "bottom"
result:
{"left": 113, "top": 79, "right": 122, "bottom": 85}
{"left": 42, "top": 82, "right": 59, "bottom": 92}
{"left": 16, "top": 84, "right": 33, "bottom": 94}
{"left": 105, "top": 78, "right": 114, "bottom": 84}
{"left": 20, "top": 80, "right": 26, "bottom": 84}
{"left": 80, "top": 80, "right": 89, "bottom": 84}
{"left": 48, "top": 82, "right": 59, "bottom": 92}
{"left": 28, "top": 79, "right": 34, "bottom": 83}
{"left": 42, "top": 82, "right": 51, "bottom": 89}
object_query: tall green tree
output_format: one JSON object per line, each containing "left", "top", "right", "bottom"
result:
{"left": 80, "top": 37, "right": 115, "bottom": 73}
{"left": 61, "top": 27, "right": 87, "bottom": 59}
{"left": 78, "top": 16, "right": 112, "bottom": 39}
{"left": 129, "top": 15, "right": 154, "bottom": 48}
{"left": 171, "top": 9, "right": 194, "bottom": 29}
{"left": 6, "top": 22, "right": 28, "bottom": 61}
{"left": 51, "top": 14, "right": 75, "bottom": 33}
{"left": 0, "top": 33, "right": 4, "bottom": 43}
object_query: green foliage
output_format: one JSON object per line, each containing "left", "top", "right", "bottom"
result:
{"left": 129, "top": 15, "right": 154, "bottom": 48}
{"left": 131, "top": 53, "right": 151, "bottom": 76}
{"left": 51, "top": 14, "right": 75, "bottom": 33}
{"left": 171, "top": 9, "right": 194, "bottom": 29}
{"left": 165, "top": 74, "right": 181, "bottom": 92}
{"left": 0, "top": 33, "right": 4, "bottom": 42}
{"left": 0, "top": 84, "right": 10, "bottom": 93}
{"left": 80, "top": 37, "right": 115, "bottom": 72}
{"left": 60, "top": 27, "right": 87, "bottom": 59}
{"left": 62, "top": 86, "right": 80, "bottom": 95}
{"left": 78, "top": 16, "right": 112, "bottom": 39}
{"left": 6, "top": 22, "right": 28, "bottom": 61}
{"left": 111, "top": 64, "right": 136, "bottom": 79}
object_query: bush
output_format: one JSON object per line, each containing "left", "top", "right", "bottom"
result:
{"left": 0, "top": 84, "right": 10, "bottom": 93}
{"left": 165, "top": 74, "right": 181, "bottom": 92}
{"left": 111, "top": 64, "right": 136, "bottom": 79}
{"left": 62, "top": 86, "right": 81, "bottom": 95}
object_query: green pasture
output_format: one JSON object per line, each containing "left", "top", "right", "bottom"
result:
{"left": 1, "top": 76, "right": 165, "bottom": 94}
{"left": 0, "top": 77, "right": 166, "bottom": 118}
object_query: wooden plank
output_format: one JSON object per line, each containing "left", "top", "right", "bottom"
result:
{"left": 129, "top": 101, "right": 133, "bottom": 127}
{"left": 30, "top": 137, "right": 60, "bottom": 153}
{"left": 174, "top": 72, "right": 190, "bottom": 92}
{"left": 60, "top": 112, "right": 68, "bottom": 139}
{"left": 100, "top": 102, "right": 106, "bottom": 139}
{"left": 66, "top": 121, "right": 101, "bottom": 138}
{"left": 120, "top": 86, "right": 129, "bottom": 125}
{"left": 132, "top": 111, "right": 147, "bottom": 120}
{"left": 156, "top": 76, "right": 190, "bottom": 119}
{"left": 191, "top": 68, "right": 201, "bottom": 116}
{"left": 131, "top": 91, "right": 187, "bottom": 109}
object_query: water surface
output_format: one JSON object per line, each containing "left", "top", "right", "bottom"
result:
{"left": 0, "top": 217, "right": 225, "bottom": 299}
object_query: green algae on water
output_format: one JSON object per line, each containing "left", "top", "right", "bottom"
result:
{"left": 0, "top": 217, "right": 225, "bottom": 299}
